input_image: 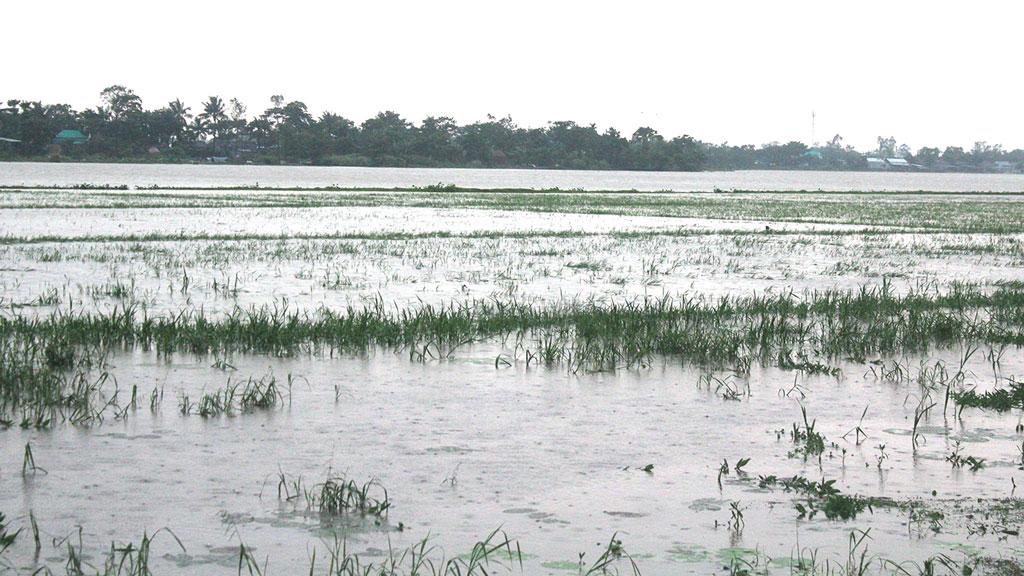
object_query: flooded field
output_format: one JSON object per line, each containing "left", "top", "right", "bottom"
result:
{"left": 2, "top": 181, "right": 1024, "bottom": 575}
{"left": 2, "top": 162, "right": 1024, "bottom": 192}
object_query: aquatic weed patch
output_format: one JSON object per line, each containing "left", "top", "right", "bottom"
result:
{"left": 951, "top": 379, "right": 1024, "bottom": 412}
{"left": 756, "top": 475, "right": 892, "bottom": 521}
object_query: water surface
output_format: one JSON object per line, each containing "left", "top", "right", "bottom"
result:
{"left": 3, "top": 162, "right": 1024, "bottom": 192}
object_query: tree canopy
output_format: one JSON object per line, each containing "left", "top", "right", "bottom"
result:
{"left": 1, "top": 86, "right": 1022, "bottom": 173}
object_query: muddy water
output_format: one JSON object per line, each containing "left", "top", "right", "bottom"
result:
{"left": 1, "top": 346, "right": 1022, "bottom": 575}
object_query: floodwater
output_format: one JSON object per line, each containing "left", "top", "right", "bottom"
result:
{"left": 2, "top": 217, "right": 1024, "bottom": 319}
{"left": 2, "top": 348, "right": 1022, "bottom": 575}
{"left": 3, "top": 161, "right": 1024, "bottom": 192}
{"left": 0, "top": 205, "right": 862, "bottom": 241}
{"left": 1, "top": 183, "right": 1024, "bottom": 574}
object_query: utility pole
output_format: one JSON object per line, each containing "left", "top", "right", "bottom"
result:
{"left": 811, "top": 110, "right": 816, "bottom": 147}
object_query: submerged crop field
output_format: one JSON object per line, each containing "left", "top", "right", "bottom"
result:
{"left": 2, "top": 185, "right": 1024, "bottom": 575}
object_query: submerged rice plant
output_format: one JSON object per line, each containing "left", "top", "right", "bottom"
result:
{"left": 312, "top": 476, "right": 391, "bottom": 518}
{"left": 179, "top": 372, "right": 285, "bottom": 417}
{"left": 3, "top": 281, "right": 1024, "bottom": 424}
{"left": 276, "top": 472, "right": 391, "bottom": 519}
{"left": 310, "top": 527, "right": 521, "bottom": 576}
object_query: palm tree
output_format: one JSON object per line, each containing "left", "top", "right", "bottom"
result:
{"left": 190, "top": 116, "right": 209, "bottom": 141}
{"left": 168, "top": 99, "right": 191, "bottom": 127}
{"left": 167, "top": 99, "right": 192, "bottom": 144}
{"left": 198, "top": 96, "right": 227, "bottom": 139}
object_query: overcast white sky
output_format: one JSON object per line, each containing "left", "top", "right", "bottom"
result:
{"left": 5, "top": 1, "right": 1022, "bottom": 151}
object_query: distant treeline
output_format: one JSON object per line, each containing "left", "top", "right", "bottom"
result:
{"left": 2, "top": 86, "right": 1022, "bottom": 172}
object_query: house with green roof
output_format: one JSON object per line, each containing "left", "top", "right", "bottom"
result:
{"left": 53, "top": 129, "right": 89, "bottom": 145}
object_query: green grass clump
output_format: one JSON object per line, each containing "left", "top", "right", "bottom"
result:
{"left": 0, "top": 338, "right": 114, "bottom": 429}
{"left": 179, "top": 372, "right": 284, "bottom": 417}
{"left": 4, "top": 281, "right": 1024, "bottom": 423}
{"left": 278, "top": 472, "right": 392, "bottom": 519}
{"left": 101, "top": 529, "right": 185, "bottom": 576}
{"left": 4, "top": 282, "right": 1023, "bottom": 361}
{"left": 313, "top": 476, "right": 391, "bottom": 518}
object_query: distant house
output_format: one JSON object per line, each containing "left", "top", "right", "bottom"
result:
{"left": 221, "top": 134, "right": 258, "bottom": 158}
{"left": 53, "top": 129, "right": 89, "bottom": 146}
{"left": 866, "top": 157, "right": 886, "bottom": 170}
{"left": 866, "top": 157, "right": 912, "bottom": 170}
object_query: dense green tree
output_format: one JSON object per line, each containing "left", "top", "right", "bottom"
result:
{"left": 942, "top": 146, "right": 968, "bottom": 164}
{"left": 360, "top": 111, "right": 413, "bottom": 163}
{"left": 915, "top": 147, "right": 941, "bottom": 166}
{"left": 318, "top": 112, "right": 358, "bottom": 157}
{"left": 99, "top": 85, "right": 142, "bottom": 120}
{"left": 759, "top": 141, "right": 809, "bottom": 168}
{"left": 414, "top": 116, "right": 460, "bottom": 163}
